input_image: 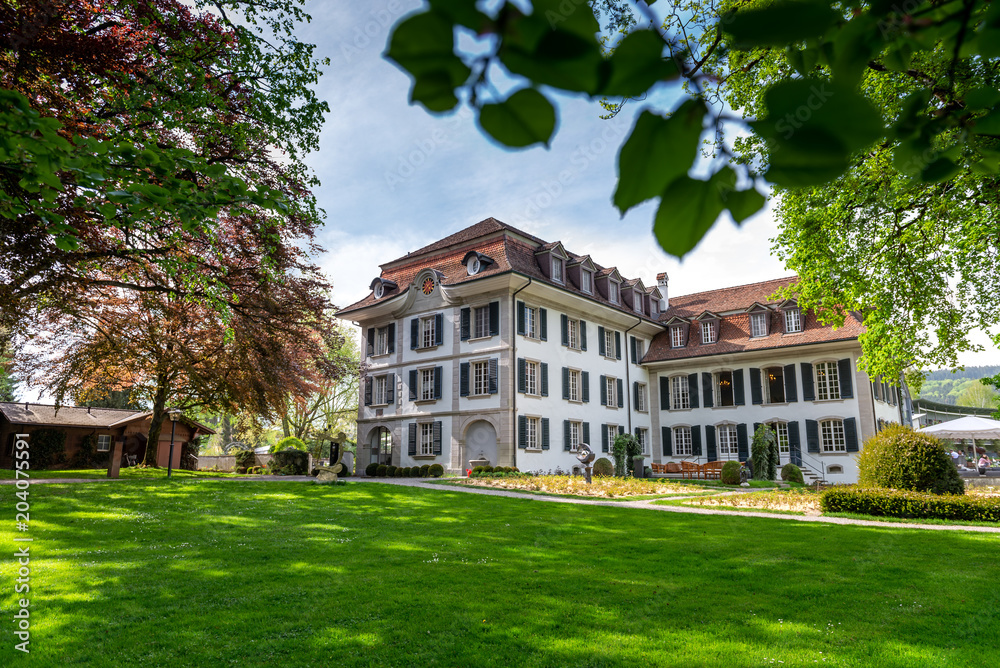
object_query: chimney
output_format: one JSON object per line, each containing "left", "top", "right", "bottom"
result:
{"left": 656, "top": 272, "right": 669, "bottom": 310}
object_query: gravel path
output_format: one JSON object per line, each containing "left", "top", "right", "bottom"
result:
{"left": 7, "top": 474, "right": 999, "bottom": 534}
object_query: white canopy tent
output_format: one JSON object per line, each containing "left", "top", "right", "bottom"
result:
{"left": 918, "top": 416, "right": 1000, "bottom": 440}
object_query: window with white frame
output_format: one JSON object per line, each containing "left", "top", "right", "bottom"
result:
{"left": 374, "top": 375, "right": 389, "bottom": 405}
{"left": 718, "top": 424, "right": 738, "bottom": 456}
{"left": 552, "top": 257, "right": 564, "bottom": 283}
{"left": 633, "top": 290, "right": 643, "bottom": 313}
{"left": 374, "top": 325, "right": 390, "bottom": 356}
{"left": 581, "top": 270, "right": 593, "bottom": 294}
{"left": 606, "top": 424, "right": 618, "bottom": 449}
{"left": 608, "top": 281, "right": 619, "bottom": 304}
{"left": 473, "top": 305, "right": 491, "bottom": 339}
{"left": 636, "top": 383, "right": 647, "bottom": 412}
{"left": 750, "top": 312, "right": 768, "bottom": 337}
{"left": 472, "top": 361, "right": 490, "bottom": 396}
{"left": 419, "top": 422, "right": 435, "bottom": 455}
{"left": 524, "top": 305, "right": 538, "bottom": 339}
{"left": 815, "top": 361, "right": 841, "bottom": 400}
{"left": 673, "top": 426, "right": 692, "bottom": 456}
{"left": 97, "top": 434, "right": 112, "bottom": 452}
{"left": 650, "top": 300, "right": 659, "bottom": 318}
{"left": 525, "top": 416, "right": 540, "bottom": 450}
{"left": 670, "top": 325, "right": 685, "bottom": 348}
{"left": 764, "top": 366, "right": 786, "bottom": 403}
{"left": 636, "top": 427, "right": 649, "bottom": 455}
{"left": 525, "top": 361, "right": 539, "bottom": 396}
{"left": 420, "top": 368, "right": 436, "bottom": 401}
{"left": 568, "top": 369, "right": 581, "bottom": 402}
{"left": 784, "top": 308, "right": 802, "bottom": 333}
{"left": 767, "top": 421, "right": 790, "bottom": 454}
{"left": 671, "top": 376, "right": 690, "bottom": 410}
{"left": 567, "top": 318, "right": 580, "bottom": 349}
{"left": 605, "top": 376, "right": 617, "bottom": 407}
{"left": 604, "top": 329, "right": 615, "bottom": 358}
{"left": 821, "top": 419, "right": 846, "bottom": 452}
{"left": 569, "top": 420, "right": 582, "bottom": 451}
{"left": 420, "top": 315, "right": 436, "bottom": 349}
{"left": 634, "top": 338, "right": 645, "bottom": 361}
{"left": 702, "top": 320, "right": 717, "bottom": 344}
{"left": 715, "top": 370, "right": 736, "bottom": 406}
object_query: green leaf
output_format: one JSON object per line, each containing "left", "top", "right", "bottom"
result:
{"left": 832, "top": 14, "right": 883, "bottom": 87}
{"left": 653, "top": 168, "right": 736, "bottom": 257}
{"left": 890, "top": 90, "right": 931, "bottom": 140}
{"left": 613, "top": 100, "right": 706, "bottom": 214}
{"left": 427, "top": 0, "right": 491, "bottom": 31}
{"left": 965, "top": 87, "right": 1000, "bottom": 110}
{"left": 500, "top": 29, "right": 604, "bottom": 94}
{"left": 599, "top": 30, "right": 678, "bottom": 97}
{"left": 723, "top": 2, "right": 839, "bottom": 48}
{"left": 972, "top": 108, "right": 1000, "bottom": 136}
{"left": 410, "top": 71, "right": 460, "bottom": 113}
{"left": 892, "top": 136, "right": 933, "bottom": 177}
{"left": 919, "top": 157, "right": 960, "bottom": 183}
{"left": 477, "top": 88, "right": 557, "bottom": 148}
{"left": 385, "top": 10, "right": 470, "bottom": 87}
{"left": 531, "top": 0, "right": 600, "bottom": 41}
{"left": 726, "top": 188, "right": 767, "bottom": 224}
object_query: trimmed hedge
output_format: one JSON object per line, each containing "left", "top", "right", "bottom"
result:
{"left": 821, "top": 486, "right": 1000, "bottom": 522}
{"left": 410, "top": 466, "right": 421, "bottom": 477}
{"left": 857, "top": 424, "right": 964, "bottom": 495}
{"left": 386, "top": 465, "right": 397, "bottom": 477}
{"left": 365, "top": 462, "right": 379, "bottom": 476}
{"left": 593, "top": 457, "right": 614, "bottom": 477}
{"left": 721, "top": 461, "right": 741, "bottom": 485}
{"left": 376, "top": 464, "right": 388, "bottom": 477}
{"left": 420, "top": 465, "right": 430, "bottom": 477}
{"left": 429, "top": 463, "right": 444, "bottom": 477}
{"left": 781, "top": 463, "right": 804, "bottom": 484}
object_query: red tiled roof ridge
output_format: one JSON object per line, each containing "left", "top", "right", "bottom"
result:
{"left": 669, "top": 275, "right": 799, "bottom": 303}
{"left": 1, "top": 402, "right": 143, "bottom": 413}
{"left": 383, "top": 217, "right": 546, "bottom": 266}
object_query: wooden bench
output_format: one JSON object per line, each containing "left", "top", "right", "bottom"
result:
{"left": 650, "top": 462, "right": 666, "bottom": 474}
{"left": 680, "top": 461, "right": 701, "bottom": 479}
{"left": 699, "top": 461, "right": 725, "bottom": 480}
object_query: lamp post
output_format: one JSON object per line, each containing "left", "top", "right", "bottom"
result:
{"left": 166, "top": 408, "right": 182, "bottom": 479}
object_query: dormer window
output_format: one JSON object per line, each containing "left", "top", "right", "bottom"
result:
{"left": 633, "top": 290, "right": 643, "bottom": 314}
{"left": 650, "top": 300, "right": 658, "bottom": 318}
{"left": 750, "top": 312, "right": 768, "bottom": 338}
{"left": 552, "top": 257, "right": 564, "bottom": 283}
{"left": 702, "top": 320, "right": 717, "bottom": 344}
{"left": 462, "top": 251, "right": 495, "bottom": 277}
{"left": 467, "top": 256, "right": 480, "bottom": 275}
{"left": 373, "top": 282, "right": 384, "bottom": 299}
{"left": 784, "top": 308, "right": 802, "bottom": 333}
{"left": 581, "top": 270, "right": 593, "bottom": 294}
{"left": 670, "top": 325, "right": 685, "bottom": 348}
{"left": 609, "top": 281, "right": 619, "bottom": 304}
{"left": 369, "top": 277, "right": 397, "bottom": 300}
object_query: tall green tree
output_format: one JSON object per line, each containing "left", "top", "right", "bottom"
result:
{"left": 384, "top": 1, "right": 1000, "bottom": 380}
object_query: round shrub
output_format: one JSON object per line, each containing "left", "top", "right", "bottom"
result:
{"left": 386, "top": 465, "right": 397, "bottom": 477}
{"left": 376, "top": 464, "right": 388, "bottom": 477}
{"left": 484, "top": 465, "right": 494, "bottom": 473}
{"left": 401, "top": 467, "right": 411, "bottom": 476}
{"left": 395, "top": 467, "right": 405, "bottom": 477}
{"left": 272, "top": 436, "right": 306, "bottom": 454}
{"left": 429, "top": 463, "right": 445, "bottom": 477}
{"left": 781, "top": 463, "right": 804, "bottom": 484}
{"left": 410, "top": 466, "right": 421, "bottom": 477}
{"left": 472, "top": 466, "right": 484, "bottom": 474}
{"left": 857, "top": 424, "right": 964, "bottom": 495}
{"left": 592, "top": 457, "right": 614, "bottom": 477}
{"left": 420, "top": 464, "right": 430, "bottom": 477}
{"left": 721, "top": 461, "right": 741, "bottom": 485}
{"left": 365, "top": 462, "right": 379, "bottom": 477}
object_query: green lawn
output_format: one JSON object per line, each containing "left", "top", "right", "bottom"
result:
{"left": 0, "top": 467, "right": 244, "bottom": 480}
{"left": 1, "top": 480, "right": 998, "bottom": 667}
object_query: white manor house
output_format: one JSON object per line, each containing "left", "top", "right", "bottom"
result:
{"left": 338, "top": 218, "right": 911, "bottom": 483}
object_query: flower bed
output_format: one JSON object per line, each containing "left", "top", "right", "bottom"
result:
{"left": 456, "top": 475, "right": 706, "bottom": 498}
{"left": 681, "top": 489, "right": 821, "bottom": 514}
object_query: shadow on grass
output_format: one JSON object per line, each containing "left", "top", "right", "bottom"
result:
{"left": 0, "top": 480, "right": 997, "bottom": 667}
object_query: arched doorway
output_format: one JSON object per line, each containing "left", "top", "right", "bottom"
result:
{"left": 465, "top": 420, "right": 497, "bottom": 467}
{"left": 370, "top": 427, "right": 392, "bottom": 466}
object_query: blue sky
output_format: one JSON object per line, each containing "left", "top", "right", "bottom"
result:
{"left": 299, "top": 0, "right": 997, "bottom": 367}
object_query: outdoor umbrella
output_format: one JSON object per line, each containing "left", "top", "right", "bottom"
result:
{"left": 918, "top": 416, "right": 1000, "bottom": 466}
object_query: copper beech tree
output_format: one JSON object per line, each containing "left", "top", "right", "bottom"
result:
{"left": 26, "top": 215, "right": 349, "bottom": 466}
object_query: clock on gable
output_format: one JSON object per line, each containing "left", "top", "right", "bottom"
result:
{"left": 421, "top": 277, "right": 435, "bottom": 295}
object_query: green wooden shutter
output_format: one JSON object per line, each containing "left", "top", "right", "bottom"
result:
{"left": 539, "top": 308, "right": 547, "bottom": 341}
{"left": 601, "top": 425, "right": 609, "bottom": 452}
{"left": 737, "top": 424, "right": 749, "bottom": 461}
{"left": 662, "top": 426, "right": 672, "bottom": 457}
{"left": 614, "top": 331, "right": 622, "bottom": 359}
{"left": 561, "top": 314, "right": 569, "bottom": 347}
{"left": 705, "top": 425, "right": 717, "bottom": 461}
{"left": 540, "top": 363, "right": 549, "bottom": 397}
{"left": 489, "top": 301, "right": 500, "bottom": 336}
{"left": 488, "top": 358, "right": 498, "bottom": 394}
{"left": 583, "top": 422, "right": 590, "bottom": 447}
{"left": 733, "top": 368, "right": 745, "bottom": 406}
{"left": 562, "top": 367, "right": 570, "bottom": 400}
{"left": 618, "top": 425, "right": 625, "bottom": 436}
{"left": 541, "top": 418, "right": 550, "bottom": 450}
{"left": 386, "top": 323, "right": 395, "bottom": 354}
{"left": 517, "top": 415, "right": 527, "bottom": 449}
{"left": 788, "top": 421, "right": 802, "bottom": 465}
{"left": 516, "top": 301, "right": 525, "bottom": 336}
{"left": 517, "top": 358, "right": 526, "bottom": 393}
{"left": 460, "top": 363, "right": 470, "bottom": 397}
{"left": 364, "top": 377, "right": 372, "bottom": 406}
{"left": 366, "top": 328, "right": 374, "bottom": 356}
{"left": 432, "top": 421, "right": 442, "bottom": 455}
{"left": 581, "top": 371, "right": 590, "bottom": 403}
{"left": 784, "top": 364, "right": 798, "bottom": 402}
{"left": 630, "top": 336, "right": 637, "bottom": 364}
{"left": 801, "top": 363, "right": 815, "bottom": 401}
{"left": 408, "top": 423, "right": 417, "bottom": 456}
{"left": 409, "top": 370, "right": 417, "bottom": 401}
{"left": 598, "top": 326, "right": 606, "bottom": 356}
{"left": 806, "top": 419, "right": 820, "bottom": 453}
{"left": 616, "top": 378, "right": 624, "bottom": 408}
{"left": 660, "top": 376, "right": 670, "bottom": 410}
{"left": 564, "top": 420, "right": 571, "bottom": 451}
{"left": 410, "top": 318, "right": 419, "bottom": 349}
{"left": 691, "top": 426, "right": 702, "bottom": 456}
{"left": 844, "top": 418, "right": 859, "bottom": 452}
{"left": 750, "top": 368, "right": 763, "bottom": 405}
{"left": 838, "top": 358, "right": 853, "bottom": 399}
{"left": 433, "top": 366, "right": 442, "bottom": 399}
{"left": 461, "top": 307, "right": 471, "bottom": 340}
{"left": 435, "top": 313, "right": 444, "bottom": 345}
{"left": 580, "top": 321, "right": 587, "bottom": 350}
{"left": 702, "top": 372, "right": 714, "bottom": 408}
{"left": 386, "top": 374, "right": 395, "bottom": 404}
{"left": 688, "top": 374, "right": 700, "bottom": 409}
{"left": 600, "top": 375, "right": 607, "bottom": 406}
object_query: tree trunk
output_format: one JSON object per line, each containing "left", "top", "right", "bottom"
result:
{"left": 222, "top": 414, "right": 233, "bottom": 446}
{"left": 282, "top": 414, "right": 291, "bottom": 439}
{"left": 143, "top": 377, "right": 170, "bottom": 466}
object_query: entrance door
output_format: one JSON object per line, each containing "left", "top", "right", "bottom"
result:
{"left": 371, "top": 427, "right": 392, "bottom": 466}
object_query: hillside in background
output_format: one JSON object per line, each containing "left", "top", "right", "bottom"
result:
{"left": 917, "top": 366, "right": 1000, "bottom": 406}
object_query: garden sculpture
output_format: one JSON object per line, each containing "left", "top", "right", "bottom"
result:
{"left": 575, "top": 443, "right": 595, "bottom": 484}
{"left": 315, "top": 429, "right": 348, "bottom": 483}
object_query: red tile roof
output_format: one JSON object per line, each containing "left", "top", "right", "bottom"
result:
{"left": 644, "top": 277, "right": 864, "bottom": 363}
{"left": 338, "top": 218, "right": 664, "bottom": 322}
